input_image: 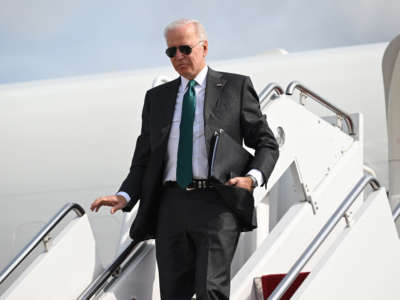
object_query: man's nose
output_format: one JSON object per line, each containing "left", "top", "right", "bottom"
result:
{"left": 174, "top": 49, "right": 185, "bottom": 59}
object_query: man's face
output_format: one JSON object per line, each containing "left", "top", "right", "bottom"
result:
{"left": 166, "top": 23, "right": 208, "bottom": 80}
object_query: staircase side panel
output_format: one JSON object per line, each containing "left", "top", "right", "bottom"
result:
{"left": 231, "top": 141, "right": 363, "bottom": 300}
{"left": 293, "top": 189, "right": 400, "bottom": 300}
{"left": 1, "top": 215, "right": 103, "bottom": 300}
{"left": 101, "top": 241, "right": 160, "bottom": 300}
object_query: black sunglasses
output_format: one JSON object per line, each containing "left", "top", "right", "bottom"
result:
{"left": 165, "top": 41, "right": 203, "bottom": 58}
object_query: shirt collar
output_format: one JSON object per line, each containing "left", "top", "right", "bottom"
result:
{"left": 180, "top": 65, "right": 208, "bottom": 88}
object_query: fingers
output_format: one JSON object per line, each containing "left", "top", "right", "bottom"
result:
{"left": 111, "top": 201, "right": 125, "bottom": 214}
{"left": 91, "top": 194, "right": 128, "bottom": 214}
{"left": 225, "top": 177, "right": 239, "bottom": 186}
{"left": 111, "top": 195, "right": 127, "bottom": 214}
{"left": 90, "top": 199, "right": 101, "bottom": 212}
{"left": 90, "top": 195, "right": 119, "bottom": 212}
{"left": 225, "top": 177, "right": 253, "bottom": 192}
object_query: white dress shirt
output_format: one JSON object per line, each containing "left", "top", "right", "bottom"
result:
{"left": 163, "top": 66, "right": 209, "bottom": 182}
{"left": 118, "top": 66, "right": 263, "bottom": 202}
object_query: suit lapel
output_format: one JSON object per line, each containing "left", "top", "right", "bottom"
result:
{"left": 156, "top": 70, "right": 227, "bottom": 154}
{"left": 204, "top": 68, "right": 226, "bottom": 156}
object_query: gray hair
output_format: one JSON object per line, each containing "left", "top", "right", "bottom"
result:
{"left": 164, "top": 18, "right": 207, "bottom": 41}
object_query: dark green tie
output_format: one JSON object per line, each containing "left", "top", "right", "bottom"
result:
{"left": 177, "top": 80, "right": 196, "bottom": 188}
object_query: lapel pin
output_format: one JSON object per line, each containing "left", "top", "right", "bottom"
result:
{"left": 216, "top": 83, "right": 223, "bottom": 87}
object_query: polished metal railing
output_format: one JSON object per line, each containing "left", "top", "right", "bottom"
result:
{"left": 268, "top": 175, "right": 380, "bottom": 300}
{"left": 259, "top": 82, "right": 284, "bottom": 101}
{"left": 286, "top": 81, "right": 355, "bottom": 136}
{"left": 0, "top": 203, "right": 85, "bottom": 285}
{"left": 363, "top": 164, "right": 377, "bottom": 178}
{"left": 78, "top": 240, "right": 143, "bottom": 300}
{"left": 393, "top": 203, "right": 400, "bottom": 222}
{"left": 259, "top": 82, "right": 284, "bottom": 107}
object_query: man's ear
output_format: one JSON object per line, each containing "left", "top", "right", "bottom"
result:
{"left": 203, "top": 40, "right": 208, "bottom": 57}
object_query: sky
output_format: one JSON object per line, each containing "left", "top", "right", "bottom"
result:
{"left": 1, "top": 0, "right": 400, "bottom": 84}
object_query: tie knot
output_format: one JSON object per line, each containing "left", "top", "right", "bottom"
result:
{"left": 188, "top": 80, "right": 196, "bottom": 88}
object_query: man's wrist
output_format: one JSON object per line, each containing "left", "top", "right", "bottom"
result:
{"left": 246, "top": 169, "right": 264, "bottom": 187}
{"left": 246, "top": 174, "right": 258, "bottom": 188}
{"left": 116, "top": 191, "right": 130, "bottom": 202}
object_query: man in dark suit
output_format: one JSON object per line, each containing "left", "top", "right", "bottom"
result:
{"left": 91, "top": 18, "right": 279, "bottom": 300}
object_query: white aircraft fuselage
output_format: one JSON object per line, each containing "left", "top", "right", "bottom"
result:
{"left": 0, "top": 39, "right": 396, "bottom": 275}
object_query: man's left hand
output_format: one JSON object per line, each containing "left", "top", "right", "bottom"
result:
{"left": 225, "top": 176, "right": 253, "bottom": 192}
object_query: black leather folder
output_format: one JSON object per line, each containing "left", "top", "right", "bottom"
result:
{"left": 208, "top": 129, "right": 253, "bottom": 183}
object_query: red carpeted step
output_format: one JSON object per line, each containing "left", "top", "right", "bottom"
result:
{"left": 254, "top": 272, "right": 310, "bottom": 300}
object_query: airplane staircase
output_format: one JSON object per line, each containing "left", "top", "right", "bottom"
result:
{"left": 254, "top": 175, "right": 400, "bottom": 300}
{"left": 229, "top": 83, "right": 400, "bottom": 300}
{"left": 0, "top": 204, "right": 104, "bottom": 300}
{"left": 1, "top": 81, "right": 400, "bottom": 300}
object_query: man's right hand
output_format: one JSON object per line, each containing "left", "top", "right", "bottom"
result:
{"left": 90, "top": 195, "right": 127, "bottom": 214}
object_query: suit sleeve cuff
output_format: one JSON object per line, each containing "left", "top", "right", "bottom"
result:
{"left": 246, "top": 169, "right": 264, "bottom": 187}
{"left": 116, "top": 191, "right": 131, "bottom": 202}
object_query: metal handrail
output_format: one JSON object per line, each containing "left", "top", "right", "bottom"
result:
{"left": 286, "top": 81, "right": 355, "bottom": 136}
{"left": 393, "top": 203, "right": 400, "bottom": 222}
{"left": 0, "top": 202, "right": 85, "bottom": 285}
{"left": 363, "top": 164, "right": 377, "bottom": 178}
{"left": 78, "top": 240, "right": 141, "bottom": 300}
{"left": 259, "top": 82, "right": 284, "bottom": 106}
{"left": 268, "top": 175, "right": 380, "bottom": 300}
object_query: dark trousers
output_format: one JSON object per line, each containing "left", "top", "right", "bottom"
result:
{"left": 156, "top": 186, "right": 241, "bottom": 300}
